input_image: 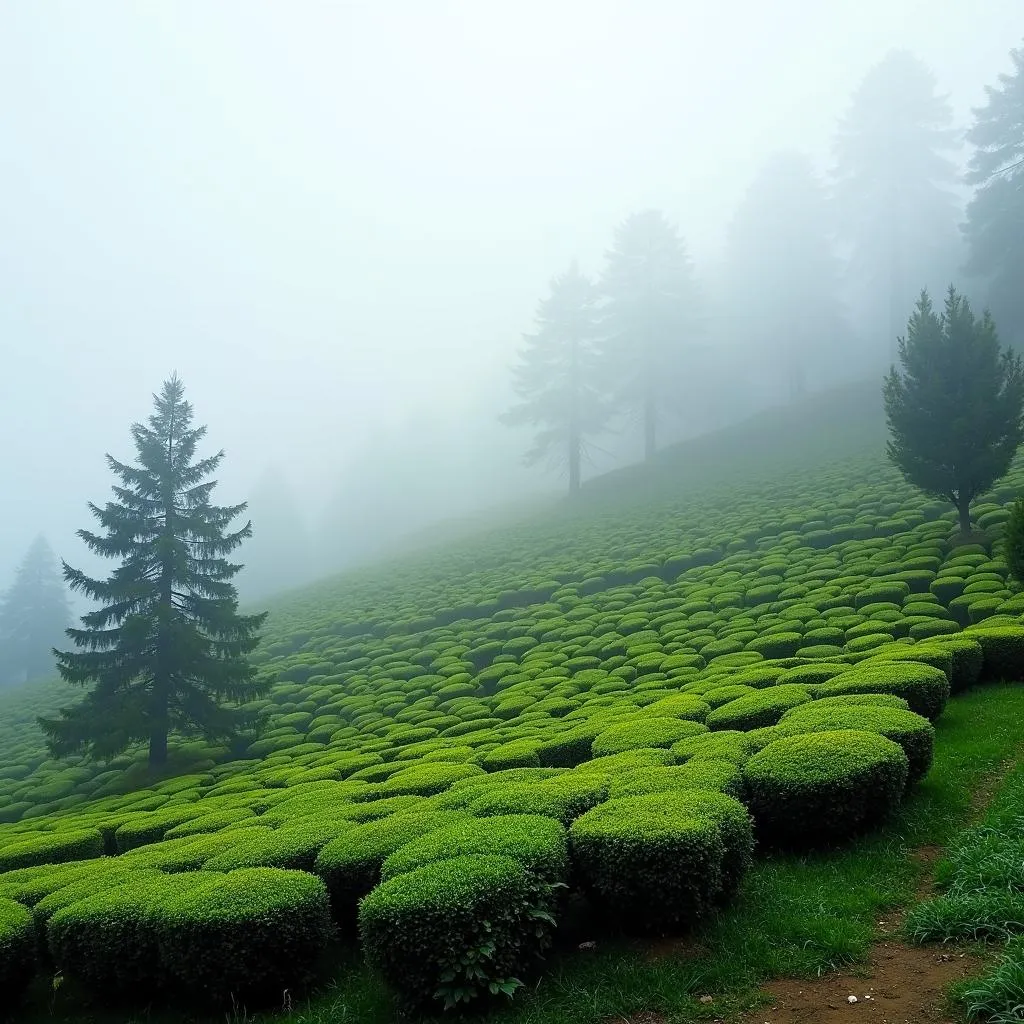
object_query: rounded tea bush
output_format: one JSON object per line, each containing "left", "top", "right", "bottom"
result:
{"left": 569, "top": 790, "right": 753, "bottom": 931}
{"left": 0, "top": 896, "right": 35, "bottom": 1008}
{"left": 815, "top": 663, "right": 950, "bottom": 721}
{"left": 778, "top": 703, "right": 935, "bottom": 783}
{"left": 380, "top": 813, "right": 569, "bottom": 885}
{"left": 314, "top": 811, "right": 470, "bottom": 918}
{"left": 964, "top": 625, "right": 1024, "bottom": 683}
{"left": 155, "top": 868, "right": 333, "bottom": 1004}
{"left": 0, "top": 828, "right": 103, "bottom": 872}
{"left": 743, "top": 730, "right": 909, "bottom": 846}
{"left": 360, "top": 854, "right": 556, "bottom": 1012}
{"left": 591, "top": 718, "right": 707, "bottom": 757}
{"left": 705, "top": 685, "right": 813, "bottom": 732}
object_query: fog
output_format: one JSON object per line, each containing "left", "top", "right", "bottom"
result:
{"left": 1, "top": 1, "right": 1020, "bottom": 599}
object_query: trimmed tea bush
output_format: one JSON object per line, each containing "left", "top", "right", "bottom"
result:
{"left": 360, "top": 854, "right": 556, "bottom": 1011}
{"left": 743, "top": 730, "right": 909, "bottom": 846}
{"left": 0, "top": 829, "right": 103, "bottom": 872}
{"left": 380, "top": 814, "right": 569, "bottom": 885}
{"left": 314, "top": 811, "right": 469, "bottom": 917}
{"left": 155, "top": 868, "right": 333, "bottom": 1003}
{"left": 779, "top": 703, "right": 935, "bottom": 783}
{"left": 591, "top": 718, "right": 707, "bottom": 757}
{"left": 964, "top": 625, "right": 1024, "bottom": 683}
{"left": 569, "top": 790, "right": 752, "bottom": 931}
{"left": 705, "top": 685, "right": 813, "bottom": 731}
{"left": 0, "top": 897, "right": 35, "bottom": 1008}
{"left": 816, "top": 663, "right": 950, "bottom": 720}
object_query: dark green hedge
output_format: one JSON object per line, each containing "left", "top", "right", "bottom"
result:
{"left": 0, "top": 896, "right": 35, "bottom": 1009}
{"left": 0, "top": 829, "right": 103, "bottom": 872}
{"left": 778, "top": 703, "right": 934, "bottom": 783}
{"left": 569, "top": 790, "right": 752, "bottom": 931}
{"left": 743, "top": 730, "right": 908, "bottom": 846}
{"left": 360, "top": 854, "right": 556, "bottom": 1012}
{"left": 380, "top": 813, "right": 569, "bottom": 886}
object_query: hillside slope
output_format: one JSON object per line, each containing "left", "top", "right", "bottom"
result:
{"left": 3, "top": 375, "right": 1024, "bottom": 1018}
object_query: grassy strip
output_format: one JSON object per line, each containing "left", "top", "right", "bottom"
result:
{"left": 15, "top": 682, "right": 1024, "bottom": 1024}
{"left": 904, "top": 714, "right": 1024, "bottom": 1023}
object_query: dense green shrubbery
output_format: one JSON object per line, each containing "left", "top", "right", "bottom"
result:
{"left": 360, "top": 854, "right": 557, "bottom": 1011}
{"left": 47, "top": 869, "right": 332, "bottom": 1005}
{"left": 380, "top": 814, "right": 569, "bottom": 886}
{"left": 779, "top": 702, "right": 935, "bottom": 783}
{"left": 591, "top": 717, "right": 707, "bottom": 756}
{"left": 815, "top": 663, "right": 950, "bottom": 720}
{"left": 743, "top": 730, "right": 909, "bottom": 846}
{"left": 154, "top": 868, "right": 333, "bottom": 1003}
{"left": 570, "top": 790, "right": 753, "bottom": 931}
{"left": 0, "top": 829, "right": 103, "bottom": 872}
{"left": 965, "top": 625, "right": 1024, "bottom": 683}
{"left": 467, "top": 776, "right": 608, "bottom": 825}
{"left": 0, "top": 897, "right": 35, "bottom": 1008}
{"left": 314, "top": 811, "right": 470, "bottom": 917}
{"left": 4, "top": 397, "right": 1024, "bottom": 1016}
{"left": 706, "top": 685, "right": 813, "bottom": 731}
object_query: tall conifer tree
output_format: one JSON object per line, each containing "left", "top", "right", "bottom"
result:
{"left": 0, "top": 535, "right": 69, "bottom": 686}
{"left": 502, "top": 261, "right": 608, "bottom": 493}
{"left": 599, "top": 210, "right": 703, "bottom": 460}
{"left": 884, "top": 288, "right": 1024, "bottom": 534}
{"left": 832, "top": 50, "right": 961, "bottom": 364}
{"left": 964, "top": 40, "right": 1024, "bottom": 348}
{"left": 40, "top": 376, "right": 268, "bottom": 767}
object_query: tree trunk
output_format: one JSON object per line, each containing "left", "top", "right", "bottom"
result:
{"left": 644, "top": 395, "right": 657, "bottom": 461}
{"left": 957, "top": 495, "right": 972, "bottom": 536}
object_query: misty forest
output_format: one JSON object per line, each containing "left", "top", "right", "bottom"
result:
{"left": 3, "top": 5, "right": 1024, "bottom": 1023}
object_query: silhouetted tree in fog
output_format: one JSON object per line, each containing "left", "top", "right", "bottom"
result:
{"left": 832, "top": 50, "right": 961, "bottom": 364}
{"left": 599, "top": 210, "right": 703, "bottom": 460}
{"left": 964, "top": 40, "right": 1024, "bottom": 349}
{"left": 722, "top": 151, "right": 847, "bottom": 400}
{"left": 502, "top": 261, "right": 608, "bottom": 494}
{"left": 884, "top": 288, "right": 1024, "bottom": 535}
{"left": 0, "top": 535, "right": 69, "bottom": 686}
{"left": 40, "top": 375, "right": 268, "bottom": 768}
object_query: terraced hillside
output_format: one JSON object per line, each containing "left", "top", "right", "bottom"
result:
{"left": 3, "top": 379, "right": 1024, "bottom": 1020}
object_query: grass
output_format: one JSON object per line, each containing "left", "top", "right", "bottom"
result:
{"left": 18, "top": 683, "right": 1024, "bottom": 1024}
{"left": 903, "top": 717, "right": 1024, "bottom": 1022}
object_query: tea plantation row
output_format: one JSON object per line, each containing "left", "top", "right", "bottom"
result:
{"left": 2, "top": 445, "right": 1024, "bottom": 1015}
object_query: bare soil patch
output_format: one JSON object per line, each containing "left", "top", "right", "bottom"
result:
{"left": 733, "top": 940, "right": 981, "bottom": 1024}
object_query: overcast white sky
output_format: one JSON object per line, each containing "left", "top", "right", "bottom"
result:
{"left": 0, "top": 1, "right": 1020, "bottom": 584}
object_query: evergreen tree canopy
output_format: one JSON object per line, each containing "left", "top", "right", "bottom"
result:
{"left": 0, "top": 535, "right": 69, "bottom": 687}
{"left": 832, "top": 49, "right": 961, "bottom": 363}
{"left": 40, "top": 375, "right": 268, "bottom": 768}
{"left": 501, "top": 261, "right": 608, "bottom": 493}
{"left": 722, "top": 151, "right": 847, "bottom": 400}
{"left": 964, "top": 40, "right": 1024, "bottom": 348}
{"left": 883, "top": 288, "right": 1024, "bottom": 534}
{"left": 598, "top": 209, "right": 703, "bottom": 460}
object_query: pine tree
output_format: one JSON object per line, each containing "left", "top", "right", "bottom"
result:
{"left": 964, "top": 40, "right": 1024, "bottom": 349}
{"left": 883, "top": 288, "right": 1024, "bottom": 534}
{"left": 0, "top": 535, "right": 70, "bottom": 687}
{"left": 832, "top": 50, "right": 961, "bottom": 364}
{"left": 599, "top": 210, "right": 703, "bottom": 460}
{"left": 501, "top": 261, "right": 608, "bottom": 493}
{"left": 722, "top": 151, "right": 848, "bottom": 400}
{"left": 40, "top": 375, "right": 268, "bottom": 768}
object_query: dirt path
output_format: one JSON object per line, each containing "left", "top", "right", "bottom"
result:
{"left": 733, "top": 940, "right": 981, "bottom": 1024}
